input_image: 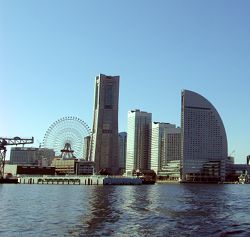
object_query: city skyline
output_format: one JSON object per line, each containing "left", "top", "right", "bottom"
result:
{"left": 1, "top": 1, "right": 250, "bottom": 163}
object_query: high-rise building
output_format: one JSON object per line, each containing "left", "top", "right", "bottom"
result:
{"left": 83, "top": 136, "right": 91, "bottom": 161}
{"left": 247, "top": 155, "right": 250, "bottom": 165}
{"left": 181, "top": 90, "right": 228, "bottom": 182}
{"left": 90, "top": 74, "right": 120, "bottom": 175}
{"left": 118, "top": 132, "right": 127, "bottom": 174}
{"left": 164, "top": 126, "right": 181, "bottom": 163}
{"left": 151, "top": 122, "right": 174, "bottom": 173}
{"left": 126, "top": 110, "right": 152, "bottom": 175}
{"left": 151, "top": 122, "right": 181, "bottom": 174}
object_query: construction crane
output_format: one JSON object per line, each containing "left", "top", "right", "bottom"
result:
{"left": 0, "top": 136, "right": 34, "bottom": 180}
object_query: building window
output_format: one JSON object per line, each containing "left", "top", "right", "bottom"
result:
{"left": 105, "top": 85, "right": 113, "bottom": 109}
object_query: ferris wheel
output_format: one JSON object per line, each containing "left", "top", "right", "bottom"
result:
{"left": 42, "top": 116, "right": 91, "bottom": 159}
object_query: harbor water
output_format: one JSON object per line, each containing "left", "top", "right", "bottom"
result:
{"left": 0, "top": 183, "right": 250, "bottom": 237}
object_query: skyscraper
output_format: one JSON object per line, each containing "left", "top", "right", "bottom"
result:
{"left": 181, "top": 90, "right": 228, "bottom": 182}
{"left": 118, "top": 132, "right": 127, "bottom": 174}
{"left": 126, "top": 110, "right": 152, "bottom": 175}
{"left": 164, "top": 126, "right": 181, "bottom": 163}
{"left": 83, "top": 135, "right": 91, "bottom": 161}
{"left": 151, "top": 122, "right": 181, "bottom": 174}
{"left": 90, "top": 74, "right": 120, "bottom": 175}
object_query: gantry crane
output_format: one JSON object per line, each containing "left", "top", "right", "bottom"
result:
{"left": 0, "top": 137, "right": 34, "bottom": 179}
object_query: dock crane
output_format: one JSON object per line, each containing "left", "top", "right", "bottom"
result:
{"left": 0, "top": 137, "right": 34, "bottom": 180}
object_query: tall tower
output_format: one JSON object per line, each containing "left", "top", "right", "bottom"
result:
{"left": 181, "top": 90, "right": 228, "bottom": 182}
{"left": 118, "top": 132, "right": 127, "bottom": 174}
{"left": 83, "top": 136, "right": 91, "bottom": 161}
{"left": 126, "top": 110, "right": 152, "bottom": 175}
{"left": 164, "top": 126, "right": 181, "bottom": 163}
{"left": 90, "top": 74, "right": 120, "bottom": 175}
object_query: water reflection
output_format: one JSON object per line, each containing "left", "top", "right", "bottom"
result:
{"left": 2, "top": 184, "right": 250, "bottom": 237}
{"left": 169, "top": 184, "right": 229, "bottom": 236}
{"left": 57, "top": 184, "right": 250, "bottom": 237}
{"left": 69, "top": 185, "right": 161, "bottom": 237}
{"left": 116, "top": 185, "right": 161, "bottom": 236}
{"left": 69, "top": 186, "right": 121, "bottom": 236}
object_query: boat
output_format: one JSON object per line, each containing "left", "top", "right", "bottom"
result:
{"left": 137, "top": 170, "right": 156, "bottom": 184}
{"left": 141, "top": 178, "right": 156, "bottom": 185}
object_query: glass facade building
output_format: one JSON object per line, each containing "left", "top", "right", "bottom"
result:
{"left": 151, "top": 123, "right": 173, "bottom": 173}
{"left": 151, "top": 122, "right": 181, "bottom": 175}
{"left": 126, "top": 110, "right": 152, "bottom": 175}
{"left": 181, "top": 90, "right": 228, "bottom": 182}
{"left": 83, "top": 135, "right": 91, "bottom": 161}
{"left": 158, "top": 160, "right": 181, "bottom": 180}
{"left": 90, "top": 74, "right": 120, "bottom": 175}
{"left": 118, "top": 132, "right": 127, "bottom": 174}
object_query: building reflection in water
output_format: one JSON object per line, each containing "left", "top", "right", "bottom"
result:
{"left": 69, "top": 186, "right": 121, "bottom": 236}
{"left": 171, "top": 184, "right": 232, "bottom": 236}
{"left": 68, "top": 185, "right": 160, "bottom": 236}
{"left": 115, "top": 185, "right": 161, "bottom": 236}
{"left": 64, "top": 184, "right": 250, "bottom": 237}
{"left": 68, "top": 184, "right": 235, "bottom": 236}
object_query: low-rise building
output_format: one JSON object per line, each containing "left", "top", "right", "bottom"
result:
{"left": 158, "top": 160, "right": 180, "bottom": 181}
{"left": 51, "top": 158, "right": 76, "bottom": 175}
{"left": 17, "top": 166, "right": 55, "bottom": 175}
{"left": 10, "top": 147, "right": 55, "bottom": 166}
{"left": 4, "top": 164, "right": 55, "bottom": 176}
{"left": 74, "top": 160, "right": 94, "bottom": 175}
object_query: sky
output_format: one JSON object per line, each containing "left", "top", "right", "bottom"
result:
{"left": 1, "top": 0, "right": 250, "bottom": 163}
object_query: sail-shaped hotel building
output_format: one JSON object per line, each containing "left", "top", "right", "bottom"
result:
{"left": 181, "top": 90, "right": 228, "bottom": 182}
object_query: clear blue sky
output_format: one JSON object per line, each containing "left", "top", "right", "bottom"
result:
{"left": 1, "top": 0, "right": 250, "bottom": 163}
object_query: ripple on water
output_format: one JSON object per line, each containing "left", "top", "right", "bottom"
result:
{"left": 1, "top": 184, "right": 250, "bottom": 237}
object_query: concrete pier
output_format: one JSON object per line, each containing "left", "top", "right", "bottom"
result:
{"left": 18, "top": 175, "right": 104, "bottom": 185}
{"left": 18, "top": 175, "right": 143, "bottom": 185}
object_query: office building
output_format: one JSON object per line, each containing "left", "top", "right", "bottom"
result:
{"left": 51, "top": 158, "right": 76, "bottom": 175}
{"left": 247, "top": 155, "right": 250, "bottom": 165}
{"left": 165, "top": 126, "right": 181, "bottom": 162}
{"left": 10, "top": 147, "right": 55, "bottom": 166}
{"left": 74, "top": 160, "right": 94, "bottom": 175}
{"left": 126, "top": 110, "right": 152, "bottom": 175}
{"left": 233, "top": 164, "right": 250, "bottom": 176}
{"left": 118, "top": 132, "right": 127, "bottom": 174}
{"left": 4, "top": 164, "right": 55, "bottom": 176}
{"left": 181, "top": 90, "right": 228, "bottom": 182}
{"left": 151, "top": 122, "right": 181, "bottom": 176}
{"left": 90, "top": 74, "right": 120, "bottom": 175}
{"left": 158, "top": 160, "right": 181, "bottom": 180}
{"left": 83, "top": 136, "right": 91, "bottom": 161}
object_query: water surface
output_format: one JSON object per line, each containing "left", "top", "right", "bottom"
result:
{"left": 0, "top": 184, "right": 249, "bottom": 236}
